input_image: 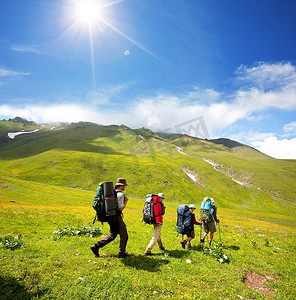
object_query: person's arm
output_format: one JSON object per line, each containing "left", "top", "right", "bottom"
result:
{"left": 213, "top": 206, "right": 220, "bottom": 223}
{"left": 192, "top": 213, "right": 202, "bottom": 225}
{"left": 118, "top": 192, "right": 128, "bottom": 212}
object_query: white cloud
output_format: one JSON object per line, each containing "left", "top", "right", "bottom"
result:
{"left": 233, "top": 62, "right": 296, "bottom": 112}
{"left": 235, "top": 61, "right": 296, "bottom": 91}
{"left": 10, "top": 44, "right": 41, "bottom": 54}
{"left": 283, "top": 122, "right": 296, "bottom": 137}
{"left": 251, "top": 136, "right": 296, "bottom": 159}
{"left": 0, "top": 68, "right": 31, "bottom": 77}
{"left": 0, "top": 104, "right": 105, "bottom": 124}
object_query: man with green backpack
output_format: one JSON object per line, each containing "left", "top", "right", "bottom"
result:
{"left": 90, "top": 178, "right": 129, "bottom": 258}
{"left": 199, "top": 197, "right": 220, "bottom": 246}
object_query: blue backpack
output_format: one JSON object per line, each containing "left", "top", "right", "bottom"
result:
{"left": 199, "top": 197, "right": 214, "bottom": 222}
{"left": 177, "top": 205, "right": 192, "bottom": 235}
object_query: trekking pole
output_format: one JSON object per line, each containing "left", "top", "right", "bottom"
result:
{"left": 218, "top": 222, "right": 222, "bottom": 244}
{"left": 199, "top": 225, "right": 203, "bottom": 249}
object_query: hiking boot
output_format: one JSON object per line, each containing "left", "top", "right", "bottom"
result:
{"left": 159, "top": 246, "right": 165, "bottom": 251}
{"left": 200, "top": 238, "right": 205, "bottom": 244}
{"left": 208, "top": 241, "right": 212, "bottom": 246}
{"left": 144, "top": 251, "right": 154, "bottom": 256}
{"left": 118, "top": 252, "right": 128, "bottom": 258}
{"left": 180, "top": 240, "right": 186, "bottom": 249}
{"left": 90, "top": 245, "right": 99, "bottom": 257}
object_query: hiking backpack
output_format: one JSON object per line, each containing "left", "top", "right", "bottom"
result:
{"left": 92, "top": 181, "right": 118, "bottom": 223}
{"left": 199, "top": 197, "right": 214, "bottom": 222}
{"left": 142, "top": 194, "right": 165, "bottom": 224}
{"left": 176, "top": 205, "right": 192, "bottom": 235}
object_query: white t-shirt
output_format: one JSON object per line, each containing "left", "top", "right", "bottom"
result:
{"left": 116, "top": 190, "right": 125, "bottom": 209}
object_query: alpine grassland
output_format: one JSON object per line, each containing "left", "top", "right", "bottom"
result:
{"left": 0, "top": 120, "right": 295, "bottom": 299}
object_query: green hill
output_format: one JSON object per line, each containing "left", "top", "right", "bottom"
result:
{"left": 0, "top": 118, "right": 295, "bottom": 299}
{"left": 0, "top": 120, "right": 295, "bottom": 221}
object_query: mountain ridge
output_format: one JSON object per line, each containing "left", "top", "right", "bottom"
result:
{"left": 0, "top": 117, "right": 295, "bottom": 223}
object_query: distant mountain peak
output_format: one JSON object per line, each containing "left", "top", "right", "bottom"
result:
{"left": 209, "top": 138, "right": 245, "bottom": 149}
{"left": 9, "top": 117, "right": 37, "bottom": 126}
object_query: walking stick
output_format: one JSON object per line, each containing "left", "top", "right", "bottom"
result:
{"left": 199, "top": 224, "right": 203, "bottom": 248}
{"left": 218, "top": 222, "right": 222, "bottom": 244}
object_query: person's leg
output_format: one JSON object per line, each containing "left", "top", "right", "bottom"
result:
{"left": 118, "top": 216, "right": 128, "bottom": 257}
{"left": 145, "top": 224, "right": 161, "bottom": 254}
{"left": 186, "top": 236, "right": 193, "bottom": 248}
{"left": 90, "top": 220, "right": 118, "bottom": 256}
{"left": 201, "top": 223, "right": 209, "bottom": 243}
{"left": 208, "top": 221, "right": 216, "bottom": 246}
{"left": 208, "top": 232, "right": 214, "bottom": 245}
{"left": 186, "top": 230, "right": 195, "bottom": 248}
{"left": 156, "top": 225, "right": 164, "bottom": 250}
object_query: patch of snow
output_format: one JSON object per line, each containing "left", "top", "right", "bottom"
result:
{"left": 184, "top": 170, "right": 197, "bottom": 183}
{"left": 50, "top": 127, "right": 55, "bottom": 130}
{"left": 203, "top": 158, "right": 245, "bottom": 186}
{"left": 138, "top": 135, "right": 145, "bottom": 140}
{"left": 174, "top": 145, "right": 187, "bottom": 155}
{"left": 232, "top": 178, "right": 244, "bottom": 186}
{"left": 8, "top": 129, "right": 39, "bottom": 139}
{"left": 203, "top": 158, "right": 219, "bottom": 170}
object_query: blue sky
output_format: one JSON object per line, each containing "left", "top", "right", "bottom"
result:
{"left": 0, "top": 0, "right": 296, "bottom": 159}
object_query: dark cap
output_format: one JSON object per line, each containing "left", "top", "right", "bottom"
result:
{"left": 115, "top": 178, "right": 128, "bottom": 186}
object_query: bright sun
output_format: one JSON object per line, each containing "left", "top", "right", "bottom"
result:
{"left": 75, "top": 0, "right": 102, "bottom": 25}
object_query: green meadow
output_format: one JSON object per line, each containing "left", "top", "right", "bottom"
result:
{"left": 0, "top": 120, "right": 295, "bottom": 299}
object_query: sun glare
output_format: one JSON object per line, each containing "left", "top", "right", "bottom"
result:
{"left": 63, "top": 0, "right": 158, "bottom": 92}
{"left": 75, "top": 0, "right": 102, "bottom": 25}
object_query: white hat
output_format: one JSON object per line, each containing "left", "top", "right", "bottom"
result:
{"left": 189, "top": 204, "right": 196, "bottom": 209}
{"left": 158, "top": 193, "right": 165, "bottom": 199}
{"left": 210, "top": 198, "right": 215, "bottom": 204}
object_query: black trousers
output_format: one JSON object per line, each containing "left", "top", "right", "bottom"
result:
{"left": 96, "top": 215, "right": 128, "bottom": 253}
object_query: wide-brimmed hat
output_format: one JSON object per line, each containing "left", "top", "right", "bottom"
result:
{"left": 158, "top": 192, "right": 165, "bottom": 199}
{"left": 115, "top": 178, "right": 128, "bottom": 186}
{"left": 189, "top": 204, "right": 196, "bottom": 209}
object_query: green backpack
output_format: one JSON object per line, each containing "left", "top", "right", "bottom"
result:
{"left": 199, "top": 197, "right": 214, "bottom": 222}
{"left": 92, "top": 182, "right": 118, "bottom": 223}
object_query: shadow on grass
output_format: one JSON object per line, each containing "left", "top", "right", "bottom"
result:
{"left": 120, "top": 254, "right": 169, "bottom": 272}
{"left": 222, "top": 245, "right": 240, "bottom": 250}
{"left": 191, "top": 245, "right": 205, "bottom": 252}
{"left": 0, "top": 275, "right": 50, "bottom": 300}
{"left": 165, "top": 249, "right": 195, "bottom": 258}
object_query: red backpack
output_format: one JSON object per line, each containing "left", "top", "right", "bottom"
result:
{"left": 142, "top": 194, "right": 165, "bottom": 224}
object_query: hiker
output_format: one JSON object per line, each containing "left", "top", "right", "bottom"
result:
{"left": 200, "top": 198, "right": 220, "bottom": 246}
{"left": 144, "top": 193, "right": 165, "bottom": 256}
{"left": 180, "top": 204, "right": 202, "bottom": 249}
{"left": 90, "top": 178, "right": 129, "bottom": 258}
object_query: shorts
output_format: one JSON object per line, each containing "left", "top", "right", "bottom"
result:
{"left": 187, "top": 230, "right": 195, "bottom": 238}
{"left": 203, "top": 221, "right": 216, "bottom": 233}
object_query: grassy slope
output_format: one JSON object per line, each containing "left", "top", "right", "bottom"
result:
{"left": 0, "top": 121, "right": 296, "bottom": 299}
{"left": 0, "top": 177, "right": 295, "bottom": 299}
